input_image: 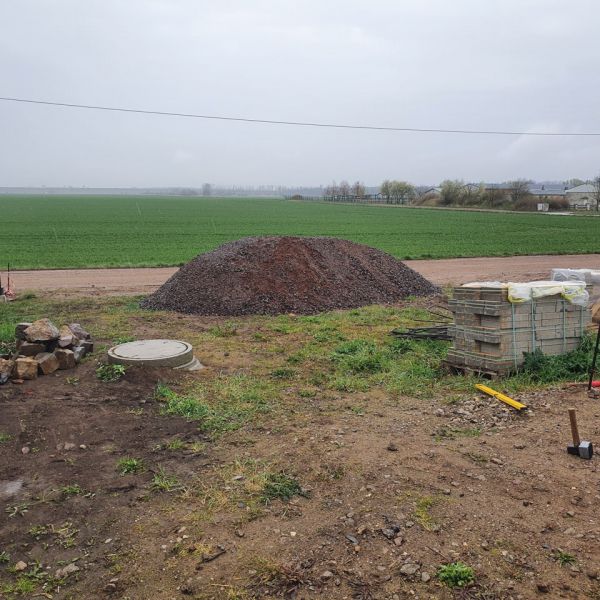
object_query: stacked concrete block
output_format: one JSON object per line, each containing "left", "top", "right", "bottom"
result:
{"left": 447, "top": 286, "right": 590, "bottom": 375}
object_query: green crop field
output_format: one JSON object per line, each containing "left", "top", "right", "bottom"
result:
{"left": 1, "top": 195, "right": 598, "bottom": 269}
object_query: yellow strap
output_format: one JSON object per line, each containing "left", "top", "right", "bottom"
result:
{"left": 475, "top": 384, "right": 527, "bottom": 411}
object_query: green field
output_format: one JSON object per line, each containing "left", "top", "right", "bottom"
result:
{"left": 2, "top": 195, "right": 598, "bottom": 269}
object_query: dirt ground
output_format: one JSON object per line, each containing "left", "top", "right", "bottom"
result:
{"left": 10, "top": 254, "right": 600, "bottom": 298}
{"left": 2, "top": 299, "right": 600, "bottom": 600}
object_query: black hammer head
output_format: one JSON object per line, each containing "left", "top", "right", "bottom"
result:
{"left": 567, "top": 444, "right": 579, "bottom": 456}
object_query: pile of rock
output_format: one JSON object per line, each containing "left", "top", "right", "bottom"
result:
{"left": 0, "top": 318, "right": 94, "bottom": 383}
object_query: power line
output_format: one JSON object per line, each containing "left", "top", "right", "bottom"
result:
{"left": 1, "top": 95, "right": 599, "bottom": 137}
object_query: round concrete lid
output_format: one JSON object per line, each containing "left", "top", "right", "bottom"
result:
{"left": 107, "top": 339, "right": 194, "bottom": 368}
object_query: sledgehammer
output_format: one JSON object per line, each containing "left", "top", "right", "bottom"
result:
{"left": 567, "top": 408, "right": 593, "bottom": 460}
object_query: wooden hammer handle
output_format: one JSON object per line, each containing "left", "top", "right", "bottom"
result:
{"left": 569, "top": 409, "right": 581, "bottom": 446}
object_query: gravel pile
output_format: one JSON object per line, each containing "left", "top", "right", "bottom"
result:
{"left": 141, "top": 236, "right": 439, "bottom": 316}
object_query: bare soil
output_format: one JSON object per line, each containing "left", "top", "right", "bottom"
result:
{"left": 10, "top": 254, "right": 600, "bottom": 298}
{"left": 2, "top": 311, "right": 600, "bottom": 599}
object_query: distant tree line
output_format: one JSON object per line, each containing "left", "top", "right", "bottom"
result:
{"left": 324, "top": 180, "right": 366, "bottom": 199}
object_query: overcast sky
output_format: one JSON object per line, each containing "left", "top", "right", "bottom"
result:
{"left": 2, "top": 0, "right": 599, "bottom": 187}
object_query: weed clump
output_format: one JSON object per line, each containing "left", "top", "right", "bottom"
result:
{"left": 521, "top": 336, "right": 592, "bottom": 382}
{"left": 437, "top": 561, "right": 475, "bottom": 587}
{"left": 96, "top": 363, "right": 126, "bottom": 382}
{"left": 261, "top": 472, "right": 302, "bottom": 504}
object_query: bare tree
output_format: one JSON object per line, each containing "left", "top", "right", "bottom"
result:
{"left": 592, "top": 175, "right": 600, "bottom": 212}
{"left": 339, "top": 180, "right": 351, "bottom": 198}
{"left": 509, "top": 180, "right": 532, "bottom": 205}
{"left": 380, "top": 180, "right": 391, "bottom": 202}
{"left": 352, "top": 181, "right": 366, "bottom": 198}
{"left": 202, "top": 183, "right": 212, "bottom": 197}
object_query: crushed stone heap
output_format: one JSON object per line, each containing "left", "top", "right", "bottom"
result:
{"left": 141, "top": 236, "right": 439, "bottom": 316}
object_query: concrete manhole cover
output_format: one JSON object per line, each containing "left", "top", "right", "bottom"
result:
{"left": 107, "top": 339, "right": 201, "bottom": 370}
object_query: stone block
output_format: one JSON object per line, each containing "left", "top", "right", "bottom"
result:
{"left": 15, "top": 323, "right": 32, "bottom": 340}
{"left": 54, "top": 348, "right": 76, "bottom": 370}
{"left": 72, "top": 346, "right": 86, "bottom": 363}
{"left": 13, "top": 357, "right": 38, "bottom": 380}
{"left": 35, "top": 352, "right": 59, "bottom": 375}
{"left": 58, "top": 325, "right": 77, "bottom": 348}
{"left": 18, "top": 342, "right": 46, "bottom": 357}
{"left": 25, "top": 319, "right": 59, "bottom": 343}
{"left": 81, "top": 340, "right": 94, "bottom": 354}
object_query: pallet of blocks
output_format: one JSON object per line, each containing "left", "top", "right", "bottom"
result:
{"left": 445, "top": 283, "right": 590, "bottom": 376}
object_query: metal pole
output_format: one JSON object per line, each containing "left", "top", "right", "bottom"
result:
{"left": 588, "top": 323, "right": 600, "bottom": 390}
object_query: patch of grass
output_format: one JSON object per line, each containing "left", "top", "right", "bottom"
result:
{"left": 165, "top": 438, "right": 185, "bottom": 451}
{"left": 155, "top": 385, "right": 209, "bottom": 420}
{"left": 520, "top": 336, "right": 593, "bottom": 383}
{"left": 261, "top": 472, "right": 302, "bottom": 504}
{"left": 433, "top": 427, "right": 481, "bottom": 442}
{"left": 5, "top": 503, "right": 29, "bottom": 518}
{"left": 414, "top": 495, "right": 441, "bottom": 530}
{"left": 96, "top": 363, "right": 127, "bottom": 382}
{"left": 60, "top": 484, "right": 85, "bottom": 497}
{"left": 112, "top": 335, "right": 135, "bottom": 345}
{"left": 270, "top": 367, "right": 295, "bottom": 379}
{"left": 209, "top": 322, "right": 238, "bottom": 337}
{"left": 247, "top": 556, "right": 305, "bottom": 596}
{"left": 0, "top": 433, "right": 12, "bottom": 443}
{"left": 332, "top": 339, "right": 389, "bottom": 374}
{"left": 155, "top": 375, "right": 275, "bottom": 436}
{"left": 0, "top": 551, "right": 9, "bottom": 564}
{"left": 554, "top": 550, "right": 576, "bottom": 566}
{"left": 151, "top": 467, "right": 184, "bottom": 493}
{"left": 437, "top": 561, "right": 475, "bottom": 588}
{"left": 116, "top": 457, "right": 144, "bottom": 475}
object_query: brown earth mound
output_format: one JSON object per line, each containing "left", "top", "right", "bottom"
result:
{"left": 141, "top": 236, "right": 439, "bottom": 315}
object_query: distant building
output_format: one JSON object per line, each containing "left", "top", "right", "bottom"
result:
{"left": 566, "top": 183, "right": 596, "bottom": 209}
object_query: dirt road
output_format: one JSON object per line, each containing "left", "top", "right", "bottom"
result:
{"left": 10, "top": 253, "right": 600, "bottom": 297}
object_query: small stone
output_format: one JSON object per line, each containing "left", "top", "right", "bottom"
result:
{"left": 13, "top": 357, "right": 38, "bottom": 380}
{"left": 381, "top": 528, "right": 396, "bottom": 540}
{"left": 537, "top": 582, "right": 550, "bottom": 593}
{"left": 523, "top": 499, "right": 532, "bottom": 507}
{"left": 435, "top": 409, "right": 444, "bottom": 416}
{"left": 235, "top": 529, "right": 244, "bottom": 538}
{"left": 491, "top": 457, "right": 503, "bottom": 465}
{"left": 81, "top": 340, "right": 94, "bottom": 354}
{"left": 55, "top": 563, "right": 79, "bottom": 578}
{"left": 25, "top": 318, "right": 60, "bottom": 343}
{"left": 69, "top": 323, "right": 91, "bottom": 340}
{"left": 54, "top": 348, "right": 76, "bottom": 370}
{"left": 21, "top": 446, "right": 30, "bottom": 455}
{"left": 393, "top": 536, "right": 404, "bottom": 546}
{"left": 387, "top": 442, "right": 398, "bottom": 452}
{"left": 35, "top": 352, "right": 59, "bottom": 375}
{"left": 514, "top": 442, "right": 526, "bottom": 449}
{"left": 564, "top": 527, "right": 576, "bottom": 535}
{"left": 63, "top": 442, "right": 76, "bottom": 451}
{"left": 321, "top": 570, "right": 334, "bottom": 580}
{"left": 14, "top": 561, "right": 27, "bottom": 571}
{"left": 399, "top": 563, "right": 420, "bottom": 576}
{"left": 421, "top": 572, "right": 431, "bottom": 582}
{"left": 345, "top": 533, "right": 358, "bottom": 545}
